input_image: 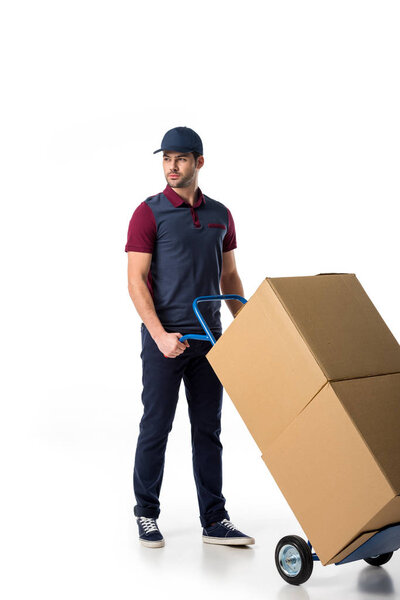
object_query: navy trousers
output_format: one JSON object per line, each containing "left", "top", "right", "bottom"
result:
{"left": 133, "top": 323, "right": 230, "bottom": 528}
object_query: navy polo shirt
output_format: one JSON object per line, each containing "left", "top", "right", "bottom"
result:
{"left": 125, "top": 184, "right": 237, "bottom": 333}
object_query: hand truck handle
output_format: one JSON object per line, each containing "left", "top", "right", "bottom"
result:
{"left": 179, "top": 294, "right": 247, "bottom": 346}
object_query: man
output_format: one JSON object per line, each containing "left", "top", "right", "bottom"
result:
{"left": 125, "top": 126, "right": 255, "bottom": 548}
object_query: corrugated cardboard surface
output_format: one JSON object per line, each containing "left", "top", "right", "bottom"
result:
{"left": 269, "top": 274, "right": 400, "bottom": 380}
{"left": 262, "top": 376, "right": 400, "bottom": 565}
{"left": 331, "top": 374, "right": 400, "bottom": 493}
{"left": 328, "top": 531, "right": 379, "bottom": 565}
{"left": 207, "top": 274, "right": 400, "bottom": 450}
{"left": 206, "top": 280, "right": 327, "bottom": 450}
{"left": 206, "top": 273, "right": 400, "bottom": 564}
{"left": 329, "top": 496, "right": 400, "bottom": 564}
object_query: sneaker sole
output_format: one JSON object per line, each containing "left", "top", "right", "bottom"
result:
{"left": 140, "top": 538, "right": 165, "bottom": 548}
{"left": 202, "top": 535, "right": 255, "bottom": 546}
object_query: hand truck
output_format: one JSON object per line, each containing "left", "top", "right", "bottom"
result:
{"left": 180, "top": 294, "right": 400, "bottom": 585}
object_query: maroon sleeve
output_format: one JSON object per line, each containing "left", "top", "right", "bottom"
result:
{"left": 223, "top": 207, "right": 237, "bottom": 252}
{"left": 125, "top": 202, "right": 156, "bottom": 253}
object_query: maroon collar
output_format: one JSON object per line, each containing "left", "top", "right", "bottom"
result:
{"left": 163, "top": 184, "right": 205, "bottom": 208}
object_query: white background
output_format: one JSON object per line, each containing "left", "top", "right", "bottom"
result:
{"left": 1, "top": 1, "right": 399, "bottom": 598}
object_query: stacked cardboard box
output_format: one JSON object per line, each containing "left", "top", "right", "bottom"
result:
{"left": 206, "top": 273, "right": 400, "bottom": 565}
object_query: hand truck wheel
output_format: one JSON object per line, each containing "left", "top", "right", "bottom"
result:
{"left": 364, "top": 552, "right": 393, "bottom": 566}
{"left": 275, "top": 535, "right": 313, "bottom": 585}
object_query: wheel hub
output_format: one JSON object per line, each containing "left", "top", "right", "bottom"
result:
{"left": 278, "top": 544, "right": 302, "bottom": 577}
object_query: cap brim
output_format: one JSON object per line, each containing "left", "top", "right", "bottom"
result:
{"left": 153, "top": 146, "right": 195, "bottom": 155}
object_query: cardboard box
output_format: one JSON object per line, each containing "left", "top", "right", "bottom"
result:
{"left": 206, "top": 274, "right": 400, "bottom": 565}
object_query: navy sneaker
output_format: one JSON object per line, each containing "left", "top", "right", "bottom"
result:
{"left": 202, "top": 518, "right": 255, "bottom": 545}
{"left": 136, "top": 517, "right": 165, "bottom": 548}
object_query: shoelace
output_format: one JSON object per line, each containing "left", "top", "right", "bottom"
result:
{"left": 138, "top": 517, "right": 158, "bottom": 534}
{"left": 221, "top": 519, "right": 238, "bottom": 531}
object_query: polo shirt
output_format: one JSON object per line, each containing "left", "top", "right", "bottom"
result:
{"left": 125, "top": 184, "right": 237, "bottom": 333}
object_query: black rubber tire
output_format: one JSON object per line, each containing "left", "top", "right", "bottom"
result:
{"left": 364, "top": 552, "right": 393, "bottom": 566}
{"left": 275, "top": 535, "right": 314, "bottom": 585}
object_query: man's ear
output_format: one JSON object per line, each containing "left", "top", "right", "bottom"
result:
{"left": 196, "top": 155, "right": 205, "bottom": 170}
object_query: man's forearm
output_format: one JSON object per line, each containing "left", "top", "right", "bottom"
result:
{"left": 128, "top": 278, "right": 165, "bottom": 340}
{"left": 220, "top": 272, "right": 245, "bottom": 317}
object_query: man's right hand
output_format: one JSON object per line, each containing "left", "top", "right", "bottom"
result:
{"left": 153, "top": 331, "right": 190, "bottom": 358}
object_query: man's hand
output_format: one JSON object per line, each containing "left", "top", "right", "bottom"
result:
{"left": 154, "top": 331, "right": 190, "bottom": 358}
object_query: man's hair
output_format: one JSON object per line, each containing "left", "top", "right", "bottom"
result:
{"left": 192, "top": 151, "right": 201, "bottom": 164}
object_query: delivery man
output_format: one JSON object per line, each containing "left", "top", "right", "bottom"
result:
{"left": 125, "top": 126, "right": 255, "bottom": 548}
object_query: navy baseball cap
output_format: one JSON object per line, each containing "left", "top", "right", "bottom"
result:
{"left": 153, "top": 126, "right": 203, "bottom": 155}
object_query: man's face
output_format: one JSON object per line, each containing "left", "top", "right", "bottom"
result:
{"left": 162, "top": 151, "right": 202, "bottom": 188}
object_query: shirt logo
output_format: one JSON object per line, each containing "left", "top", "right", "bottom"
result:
{"left": 207, "top": 223, "right": 226, "bottom": 229}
